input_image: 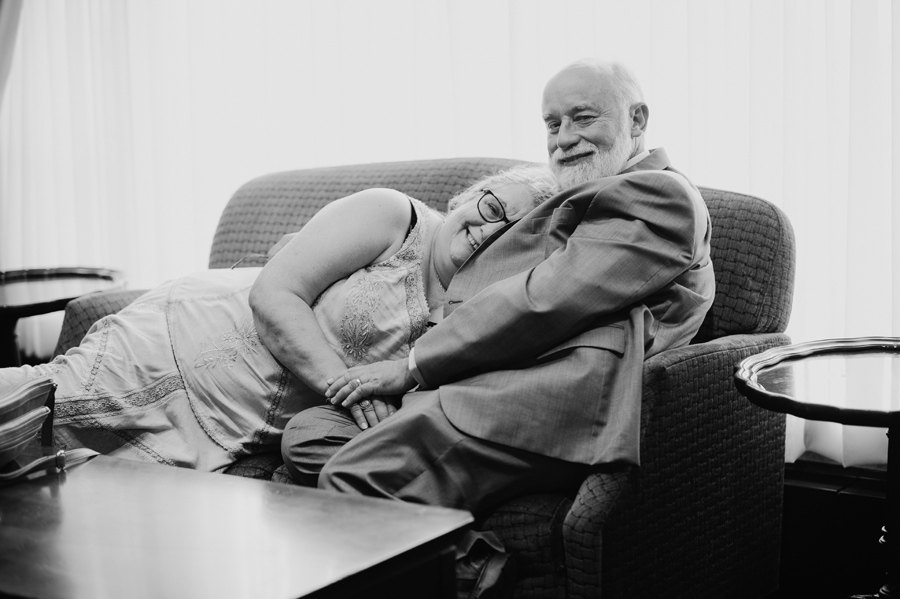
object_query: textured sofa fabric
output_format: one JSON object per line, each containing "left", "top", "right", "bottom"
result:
{"left": 53, "top": 158, "right": 795, "bottom": 599}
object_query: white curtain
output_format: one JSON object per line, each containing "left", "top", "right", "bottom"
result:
{"left": 0, "top": 0, "right": 23, "bottom": 100}
{"left": 1, "top": 0, "right": 898, "bottom": 465}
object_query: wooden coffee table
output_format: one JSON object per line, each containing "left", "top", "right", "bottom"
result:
{"left": 0, "top": 455, "right": 473, "bottom": 598}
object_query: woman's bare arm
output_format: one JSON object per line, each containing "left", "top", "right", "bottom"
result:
{"left": 249, "top": 188, "right": 411, "bottom": 394}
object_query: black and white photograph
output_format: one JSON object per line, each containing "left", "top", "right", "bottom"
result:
{"left": 0, "top": 2, "right": 897, "bottom": 598}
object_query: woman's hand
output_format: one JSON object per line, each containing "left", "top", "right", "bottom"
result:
{"left": 347, "top": 396, "right": 399, "bottom": 430}
{"left": 325, "top": 359, "right": 417, "bottom": 408}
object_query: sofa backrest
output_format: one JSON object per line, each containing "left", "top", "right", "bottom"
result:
{"left": 693, "top": 187, "right": 795, "bottom": 342}
{"left": 213, "top": 159, "right": 795, "bottom": 342}
{"left": 209, "top": 157, "right": 523, "bottom": 269}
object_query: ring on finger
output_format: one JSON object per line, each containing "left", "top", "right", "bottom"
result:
{"left": 350, "top": 377, "right": 362, "bottom": 389}
{"left": 359, "top": 399, "right": 372, "bottom": 409}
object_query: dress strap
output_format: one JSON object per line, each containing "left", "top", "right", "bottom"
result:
{"left": 405, "top": 196, "right": 418, "bottom": 239}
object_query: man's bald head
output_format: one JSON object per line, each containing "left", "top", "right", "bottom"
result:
{"left": 542, "top": 59, "right": 649, "bottom": 188}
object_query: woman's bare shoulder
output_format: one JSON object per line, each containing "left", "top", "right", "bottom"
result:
{"left": 323, "top": 187, "right": 412, "bottom": 230}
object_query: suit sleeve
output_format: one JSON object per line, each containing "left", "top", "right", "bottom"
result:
{"left": 414, "top": 170, "right": 704, "bottom": 386}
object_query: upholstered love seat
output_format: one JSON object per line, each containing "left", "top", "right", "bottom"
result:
{"left": 54, "top": 157, "right": 795, "bottom": 599}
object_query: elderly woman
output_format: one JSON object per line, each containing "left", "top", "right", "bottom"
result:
{"left": 0, "top": 164, "right": 559, "bottom": 471}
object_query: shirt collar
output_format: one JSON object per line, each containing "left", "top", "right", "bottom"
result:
{"left": 619, "top": 149, "right": 651, "bottom": 173}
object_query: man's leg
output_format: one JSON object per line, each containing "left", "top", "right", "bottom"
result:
{"left": 319, "top": 390, "right": 589, "bottom": 599}
{"left": 318, "top": 390, "right": 587, "bottom": 514}
{"left": 281, "top": 404, "right": 361, "bottom": 487}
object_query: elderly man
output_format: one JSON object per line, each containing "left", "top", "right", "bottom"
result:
{"left": 281, "top": 56, "right": 715, "bottom": 597}
{"left": 289, "top": 57, "right": 714, "bottom": 508}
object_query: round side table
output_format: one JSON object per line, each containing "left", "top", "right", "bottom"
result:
{"left": 735, "top": 337, "right": 899, "bottom": 599}
{"left": 0, "top": 268, "right": 125, "bottom": 367}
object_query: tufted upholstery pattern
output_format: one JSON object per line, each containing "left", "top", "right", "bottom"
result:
{"left": 207, "top": 157, "right": 523, "bottom": 270}
{"left": 598, "top": 335, "right": 788, "bottom": 598}
{"left": 693, "top": 189, "right": 795, "bottom": 343}
{"left": 53, "top": 289, "right": 147, "bottom": 357}
{"left": 52, "top": 158, "right": 795, "bottom": 599}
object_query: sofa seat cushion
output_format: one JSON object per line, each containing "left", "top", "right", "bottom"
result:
{"left": 223, "top": 451, "right": 282, "bottom": 480}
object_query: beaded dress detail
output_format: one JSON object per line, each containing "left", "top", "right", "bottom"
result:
{"left": 312, "top": 196, "right": 434, "bottom": 367}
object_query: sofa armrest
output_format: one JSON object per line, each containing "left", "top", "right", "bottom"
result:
{"left": 561, "top": 465, "right": 632, "bottom": 596}
{"left": 564, "top": 333, "right": 790, "bottom": 599}
{"left": 53, "top": 289, "right": 149, "bottom": 357}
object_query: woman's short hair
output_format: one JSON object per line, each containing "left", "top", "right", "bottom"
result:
{"left": 447, "top": 163, "right": 560, "bottom": 212}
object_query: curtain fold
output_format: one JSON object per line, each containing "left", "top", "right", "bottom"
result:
{"left": 0, "top": 0, "right": 23, "bottom": 104}
{"left": 0, "top": 0, "right": 897, "bottom": 464}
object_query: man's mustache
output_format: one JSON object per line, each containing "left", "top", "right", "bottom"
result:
{"left": 552, "top": 143, "right": 597, "bottom": 164}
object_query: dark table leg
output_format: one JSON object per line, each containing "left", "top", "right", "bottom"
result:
{"left": 0, "top": 316, "right": 21, "bottom": 367}
{"left": 883, "top": 417, "right": 899, "bottom": 597}
{"left": 849, "top": 417, "right": 898, "bottom": 598}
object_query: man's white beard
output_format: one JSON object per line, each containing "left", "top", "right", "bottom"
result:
{"left": 551, "top": 134, "right": 634, "bottom": 189}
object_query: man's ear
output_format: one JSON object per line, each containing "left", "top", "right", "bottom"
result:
{"left": 630, "top": 103, "right": 649, "bottom": 138}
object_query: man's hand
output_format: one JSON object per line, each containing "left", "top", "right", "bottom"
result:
{"left": 347, "top": 396, "right": 399, "bottom": 430}
{"left": 325, "top": 359, "right": 417, "bottom": 408}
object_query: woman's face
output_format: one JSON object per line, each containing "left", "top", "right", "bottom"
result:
{"left": 433, "top": 182, "right": 536, "bottom": 282}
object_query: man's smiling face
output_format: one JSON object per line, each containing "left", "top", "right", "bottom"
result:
{"left": 542, "top": 65, "right": 634, "bottom": 188}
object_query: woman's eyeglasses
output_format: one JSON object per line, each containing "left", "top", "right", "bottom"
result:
{"left": 477, "top": 189, "right": 509, "bottom": 224}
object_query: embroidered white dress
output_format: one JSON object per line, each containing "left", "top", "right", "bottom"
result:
{"left": 1, "top": 198, "right": 438, "bottom": 471}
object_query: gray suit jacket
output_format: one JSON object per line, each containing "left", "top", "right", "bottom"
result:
{"left": 413, "top": 149, "right": 715, "bottom": 465}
